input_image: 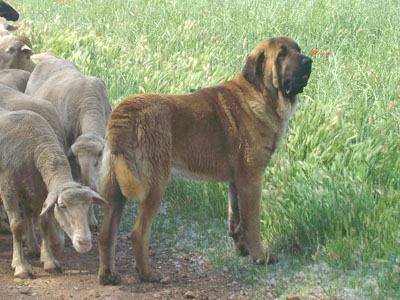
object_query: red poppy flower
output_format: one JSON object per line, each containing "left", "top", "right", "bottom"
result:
{"left": 310, "top": 48, "right": 320, "bottom": 56}
{"left": 324, "top": 51, "right": 332, "bottom": 58}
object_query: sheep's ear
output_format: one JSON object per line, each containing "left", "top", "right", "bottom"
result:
{"left": 20, "top": 44, "right": 32, "bottom": 57}
{"left": 18, "top": 36, "right": 32, "bottom": 48}
{"left": 89, "top": 190, "right": 108, "bottom": 206}
{"left": 40, "top": 192, "right": 58, "bottom": 216}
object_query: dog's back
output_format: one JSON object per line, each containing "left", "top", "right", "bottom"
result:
{"left": 101, "top": 96, "right": 173, "bottom": 204}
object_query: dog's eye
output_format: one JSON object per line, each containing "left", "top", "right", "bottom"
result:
{"left": 57, "top": 202, "right": 66, "bottom": 209}
{"left": 277, "top": 46, "right": 287, "bottom": 59}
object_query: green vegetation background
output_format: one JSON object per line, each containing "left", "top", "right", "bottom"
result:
{"left": 17, "top": 0, "right": 399, "bottom": 298}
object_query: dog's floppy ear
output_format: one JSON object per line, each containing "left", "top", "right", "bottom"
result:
{"left": 242, "top": 49, "right": 265, "bottom": 87}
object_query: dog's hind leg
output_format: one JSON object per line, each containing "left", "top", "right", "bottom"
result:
{"left": 130, "top": 180, "right": 167, "bottom": 282}
{"left": 98, "top": 153, "right": 127, "bottom": 285}
{"left": 98, "top": 187, "right": 125, "bottom": 285}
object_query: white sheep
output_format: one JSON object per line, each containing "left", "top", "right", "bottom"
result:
{"left": 26, "top": 58, "right": 112, "bottom": 227}
{"left": 0, "top": 108, "right": 106, "bottom": 278}
{"left": 0, "top": 83, "right": 68, "bottom": 254}
{"left": 0, "top": 35, "right": 34, "bottom": 71}
{"left": 0, "top": 68, "right": 30, "bottom": 91}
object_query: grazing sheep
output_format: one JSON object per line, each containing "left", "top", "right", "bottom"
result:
{"left": 0, "top": 108, "right": 106, "bottom": 278}
{"left": 0, "top": 83, "right": 66, "bottom": 147}
{"left": 0, "top": 68, "right": 30, "bottom": 91}
{"left": 0, "top": 35, "right": 34, "bottom": 71}
{"left": 26, "top": 58, "right": 112, "bottom": 227}
{"left": 31, "top": 51, "right": 57, "bottom": 65}
{"left": 0, "top": 83, "right": 68, "bottom": 252}
{"left": 0, "top": 17, "right": 57, "bottom": 70}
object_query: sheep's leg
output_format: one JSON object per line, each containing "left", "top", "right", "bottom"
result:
{"left": 39, "top": 213, "right": 62, "bottom": 273}
{"left": 0, "top": 180, "right": 34, "bottom": 278}
{"left": 24, "top": 210, "right": 40, "bottom": 257}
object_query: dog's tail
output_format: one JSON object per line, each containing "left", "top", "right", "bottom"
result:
{"left": 100, "top": 139, "right": 147, "bottom": 204}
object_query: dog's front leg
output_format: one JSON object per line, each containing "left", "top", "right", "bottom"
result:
{"left": 228, "top": 182, "right": 249, "bottom": 256}
{"left": 234, "top": 175, "right": 266, "bottom": 264}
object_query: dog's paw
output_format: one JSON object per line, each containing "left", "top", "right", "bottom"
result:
{"left": 98, "top": 270, "right": 122, "bottom": 286}
{"left": 235, "top": 242, "right": 249, "bottom": 257}
{"left": 266, "top": 252, "right": 279, "bottom": 265}
{"left": 251, "top": 252, "right": 267, "bottom": 265}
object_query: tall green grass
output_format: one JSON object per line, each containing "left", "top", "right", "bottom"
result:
{"left": 15, "top": 0, "right": 399, "bottom": 295}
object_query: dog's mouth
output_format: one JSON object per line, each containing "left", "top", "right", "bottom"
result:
{"left": 282, "top": 65, "right": 312, "bottom": 97}
{"left": 283, "top": 74, "right": 310, "bottom": 97}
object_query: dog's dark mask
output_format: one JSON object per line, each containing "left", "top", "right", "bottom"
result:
{"left": 242, "top": 37, "right": 312, "bottom": 99}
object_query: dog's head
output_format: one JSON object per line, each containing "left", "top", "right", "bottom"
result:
{"left": 243, "top": 37, "right": 312, "bottom": 100}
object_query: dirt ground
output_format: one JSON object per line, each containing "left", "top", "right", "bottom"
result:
{"left": 0, "top": 232, "right": 254, "bottom": 300}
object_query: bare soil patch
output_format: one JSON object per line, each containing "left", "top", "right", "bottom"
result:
{"left": 0, "top": 232, "right": 252, "bottom": 299}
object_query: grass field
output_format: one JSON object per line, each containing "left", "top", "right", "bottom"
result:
{"left": 14, "top": 0, "right": 400, "bottom": 298}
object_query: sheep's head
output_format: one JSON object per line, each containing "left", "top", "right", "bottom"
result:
{"left": 70, "top": 133, "right": 105, "bottom": 192}
{"left": 0, "top": 35, "right": 34, "bottom": 71}
{"left": 40, "top": 182, "right": 107, "bottom": 253}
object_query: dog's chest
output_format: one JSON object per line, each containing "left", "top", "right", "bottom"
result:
{"left": 247, "top": 102, "right": 296, "bottom": 168}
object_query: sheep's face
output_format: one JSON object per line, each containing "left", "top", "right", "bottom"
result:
{"left": 40, "top": 182, "right": 106, "bottom": 253}
{"left": 0, "top": 35, "right": 33, "bottom": 71}
{"left": 70, "top": 134, "right": 104, "bottom": 192}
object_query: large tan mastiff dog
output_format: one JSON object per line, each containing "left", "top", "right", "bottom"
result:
{"left": 98, "top": 37, "right": 312, "bottom": 285}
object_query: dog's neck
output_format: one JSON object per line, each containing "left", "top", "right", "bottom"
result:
{"left": 275, "top": 91, "right": 297, "bottom": 121}
{"left": 233, "top": 75, "right": 296, "bottom": 150}
{"left": 262, "top": 80, "right": 297, "bottom": 121}
{"left": 229, "top": 75, "right": 297, "bottom": 138}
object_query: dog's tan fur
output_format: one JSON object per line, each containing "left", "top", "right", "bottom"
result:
{"left": 98, "top": 37, "right": 312, "bottom": 285}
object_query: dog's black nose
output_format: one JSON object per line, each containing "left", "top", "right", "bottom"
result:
{"left": 301, "top": 56, "right": 313, "bottom": 65}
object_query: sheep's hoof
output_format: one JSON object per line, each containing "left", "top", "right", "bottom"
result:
{"left": 14, "top": 266, "right": 35, "bottom": 279}
{"left": 44, "top": 261, "right": 62, "bottom": 274}
{"left": 99, "top": 270, "right": 121, "bottom": 286}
